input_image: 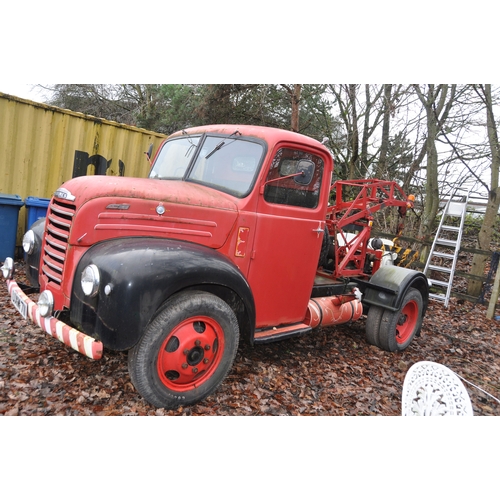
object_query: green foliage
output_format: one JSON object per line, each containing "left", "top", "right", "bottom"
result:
{"left": 154, "top": 84, "right": 202, "bottom": 133}
{"left": 462, "top": 213, "right": 483, "bottom": 238}
{"left": 44, "top": 84, "right": 340, "bottom": 141}
{"left": 384, "top": 132, "right": 415, "bottom": 183}
{"left": 461, "top": 212, "right": 500, "bottom": 244}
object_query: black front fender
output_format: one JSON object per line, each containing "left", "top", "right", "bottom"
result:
{"left": 24, "top": 217, "right": 46, "bottom": 288}
{"left": 70, "top": 238, "right": 255, "bottom": 351}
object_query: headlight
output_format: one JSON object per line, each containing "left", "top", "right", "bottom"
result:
{"left": 38, "top": 290, "right": 54, "bottom": 317}
{"left": 81, "top": 264, "right": 100, "bottom": 297}
{"left": 22, "top": 230, "right": 36, "bottom": 255}
{"left": 1, "top": 257, "right": 14, "bottom": 279}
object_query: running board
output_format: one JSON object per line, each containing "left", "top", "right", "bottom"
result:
{"left": 253, "top": 323, "right": 312, "bottom": 344}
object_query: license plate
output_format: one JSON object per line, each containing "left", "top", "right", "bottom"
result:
{"left": 11, "top": 288, "right": 27, "bottom": 319}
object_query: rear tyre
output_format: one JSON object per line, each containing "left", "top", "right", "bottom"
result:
{"left": 378, "top": 288, "right": 423, "bottom": 352}
{"left": 365, "top": 305, "right": 384, "bottom": 347}
{"left": 128, "top": 291, "right": 240, "bottom": 409}
{"left": 318, "top": 227, "right": 332, "bottom": 268}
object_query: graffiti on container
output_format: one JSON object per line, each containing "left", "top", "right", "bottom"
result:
{"left": 73, "top": 151, "right": 125, "bottom": 178}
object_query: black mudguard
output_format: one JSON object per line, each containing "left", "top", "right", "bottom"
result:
{"left": 360, "top": 266, "right": 429, "bottom": 313}
{"left": 24, "top": 217, "right": 46, "bottom": 288}
{"left": 70, "top": 237, "right": 255, "bottom": 351}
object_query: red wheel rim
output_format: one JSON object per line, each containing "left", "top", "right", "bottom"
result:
{"left": 395, "top": 300, "right": 418, "bottom": 345}
{"left": 157, "top": 315, "right": 225, "bottom": 392}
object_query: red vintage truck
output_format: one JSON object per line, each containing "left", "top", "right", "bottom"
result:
{"left": 1, "top": 124, "right": 428, "bottom": 409}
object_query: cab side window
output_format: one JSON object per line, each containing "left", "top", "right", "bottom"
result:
{"left": 264, "top": 148, "right": 324, "bottom": 209}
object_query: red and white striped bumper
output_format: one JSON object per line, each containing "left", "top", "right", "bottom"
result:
{"left": 6, "top": 280, "right": 103, "bottom": 360}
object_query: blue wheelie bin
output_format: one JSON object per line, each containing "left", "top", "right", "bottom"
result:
{"left": 25, "top": 196, "right": 51, "bottom": 230}
{"left": 0, "top": 194, "right": 24, "bottom": 262}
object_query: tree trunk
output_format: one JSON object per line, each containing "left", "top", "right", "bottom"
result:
{"left": 375, "top": 84, "right": 392, "bottom": 179}
{"left": 420, "top": 107, "right": 440, "bottom": 261}
{"left": 468, "top": 84, "right": 500, "bottom": 296}
{"left": 290, "top": 84, "right": 301, "bottom": 132}
{"left": 359, "top": 85, "right": 371, "bottom": 179}
{"left": 279, "top": 84, "right": 302, "bottom": 132}
{"left": 414, "top": 84, "right": 456, "bottom": 262}
{"left": 348, "top": 84, "right": 359, "bottom": 179}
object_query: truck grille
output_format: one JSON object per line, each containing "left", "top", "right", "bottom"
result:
{"left": 42, "top": 198, "right": 76, "bottom": 284}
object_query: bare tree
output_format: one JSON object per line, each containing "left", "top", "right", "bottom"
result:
{"left": 326, "top": 84, "right": 412, "bottom": 180}
{"left": 375, "top": 84, "right": 393, "bottom": 179}
{"left": 40, "top": 84, "right": 170, "bottom": 130}
{"left": 327, "top": 84, "right": 373, "bottom": 179}
{"left": 467, "top": 84, "right": 500, "bottom": 296}
{"left": 413, "top": 84, "right": 458, "bottom": 260}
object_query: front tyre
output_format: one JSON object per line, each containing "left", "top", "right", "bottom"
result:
{"left": 378, "top": 288, "right": 423, "bottom": 352}
{"left": 128, "top": 291, "right": 240, "bottom": 409}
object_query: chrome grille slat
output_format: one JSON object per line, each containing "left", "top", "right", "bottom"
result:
{"left": 45, "top": 235, "right": 67, "bottom": 252}
{"left": 43, "top": 254, "right": 64, "bottom": 273}
{"left": 48, "top": 213, "right": 72, "bottom": 228}
{"left": 47, "top": 226, "right": 70, "bottom": 239}
{"left": 44, "top": 246, "right": 65, "bottom": 261}
{"left": 42, "top": 198, "right": 75, "bottom": 284}
{"left": 42, "top": 265, "right": 62, "bottom": 284}
{"left": 50, "top": 205, "right": 75, "bottom": 217}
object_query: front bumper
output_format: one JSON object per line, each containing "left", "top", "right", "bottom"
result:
{"left": 6, "top": 280, "right": 103, "bottom": 360}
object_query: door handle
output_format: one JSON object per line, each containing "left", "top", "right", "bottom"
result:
{"left": 312, "top": 223, "right": 324, "bottom": 237}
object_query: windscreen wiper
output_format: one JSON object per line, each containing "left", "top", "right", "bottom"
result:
{"left": 182, "top": 130, "right": 197, "bottom": 157}
{"left": 205, "top": 130, "right": 241, "bottom": 159}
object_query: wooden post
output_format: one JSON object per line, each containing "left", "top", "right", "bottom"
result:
{"left": 486, "top": 266, "right": 500, "bottom": 319}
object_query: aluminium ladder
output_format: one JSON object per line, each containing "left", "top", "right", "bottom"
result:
{"left": 423, "top": 191, "right": 470, "bottom": 307}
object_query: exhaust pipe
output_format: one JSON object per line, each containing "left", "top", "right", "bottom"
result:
{"left": 305, "top": 294, "right": 363, "bottom": 328}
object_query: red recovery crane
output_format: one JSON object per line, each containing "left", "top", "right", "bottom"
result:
{"left": 324, "top": 179, "right": 415, "bottom": 279}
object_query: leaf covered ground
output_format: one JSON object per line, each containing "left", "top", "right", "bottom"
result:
{"left": 1, "top": 264, "right": 499, "bottom": 416}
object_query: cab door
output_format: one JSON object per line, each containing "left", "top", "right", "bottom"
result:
{"left": 247, "top": 145, "right": 329, "bottom": 328}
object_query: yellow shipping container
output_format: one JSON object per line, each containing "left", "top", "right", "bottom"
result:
{"left": 0, "top": 92, "right": 167, "bottom": 247}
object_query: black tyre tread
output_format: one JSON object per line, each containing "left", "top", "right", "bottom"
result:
{"left": 128, "top": 291, "right": 239, "bottom": 409}
{"left": 365, "top": 305, "right": 384, "bottom": 347}
{"left": 378, "top": 288, "right": 423, "bottom": 352}
{"left": 318, "top": 227, "right": 331, "bottom": 268}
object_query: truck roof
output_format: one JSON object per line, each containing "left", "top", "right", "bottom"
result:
{"left": 169, "top": 124, "right": 327, "bottom": 151}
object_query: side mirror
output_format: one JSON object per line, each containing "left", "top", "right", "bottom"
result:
{"left": 294, "top": 159, "right": 314, "bottom": 186}
{"left": 145, "top": 144, "right": 153, "bottom": 164}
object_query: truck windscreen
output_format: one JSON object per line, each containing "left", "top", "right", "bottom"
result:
{"left": 150, "top": 134, "right": 264, "bottom": 198}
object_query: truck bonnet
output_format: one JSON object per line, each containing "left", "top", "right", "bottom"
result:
{"left": 55, "top": 175, "right": 239, "bottom": 250}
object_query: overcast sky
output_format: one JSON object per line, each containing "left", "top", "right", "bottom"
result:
{"left": 0, "top": 84, "right": 47, "bottom": 103}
